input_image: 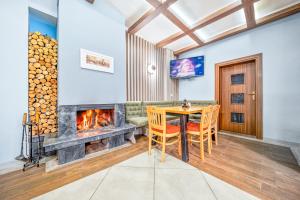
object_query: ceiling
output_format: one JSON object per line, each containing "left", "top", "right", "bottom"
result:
{"left": 105, "top": 0, "right": 300, "bottom": 55}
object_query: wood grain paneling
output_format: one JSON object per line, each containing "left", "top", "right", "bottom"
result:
{"left": 220, "top": 61, "right": 256, "bottom": 135}
{"left": 126, "top": 33, "right": 178, "bottom": 101}
{"left": 215, "top": 54, "right": 263, "bottom": 139}
{"left": 242, "top": 0, "right": 256, "bottom": 28}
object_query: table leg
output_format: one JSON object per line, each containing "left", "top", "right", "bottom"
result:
{"left": 180, "top": 115, "right": 189, "bottom": 162}
{"left": 212, "top": 134, "right": 215, "bottom": 141}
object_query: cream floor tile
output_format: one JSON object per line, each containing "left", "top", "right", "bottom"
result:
{"left": 155, "top": 168, "right": 216, "bottom": 200}
{"left": 115, "top": 151, "right": 155, "bottom": 168}
{"left": 90, "top": 166, "right": 154, "bottom": 200}
{"left": 202, "top": 172, "right": 259, "bottom": 200}
{"left": 33, "top": 168, "right": 109, "bottom": 200}
{"left": 33, "top": 151, "right": 259, "bottom": 200}
{"left": 154, "top": 149, "right": 196, "bottom": 170}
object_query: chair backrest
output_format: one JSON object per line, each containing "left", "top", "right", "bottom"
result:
{"left": 199, "top": 106, "right": 213, "bottom": 132}
{"left": 146, "top": 106, "right": 166, "bottom": 133}
{"left": 211, "top": 105, "right": 220, "bottom": 127}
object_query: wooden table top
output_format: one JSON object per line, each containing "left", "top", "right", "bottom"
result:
{"left": 161, "top": 106, "right": 204, "bottom": 115}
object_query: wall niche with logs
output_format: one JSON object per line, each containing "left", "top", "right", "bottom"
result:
{"left": 28, "top": 32, "right": 58, "bottom": 135}
{"left": 28, "top": 11, "right": 58, "bottom": 135}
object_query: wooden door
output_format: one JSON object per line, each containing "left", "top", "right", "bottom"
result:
{"left": 220, "top": 61, "right": 256, "bottom": 136}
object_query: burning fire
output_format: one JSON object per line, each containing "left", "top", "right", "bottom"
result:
{"left": 77, "top": 109, "right": 113, "bottom": 131}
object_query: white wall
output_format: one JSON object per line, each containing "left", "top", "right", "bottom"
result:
{"left": 0, "top": 0, "right": 28, "bottom": 164}
{"left": 29, "top": 0, "right": 58, "bottom": 17}
{"left": 179, "top": 13, "right": 300, "bottom": 143}
{"left": 58, "top": 0, "right": 126, "bottom": 105}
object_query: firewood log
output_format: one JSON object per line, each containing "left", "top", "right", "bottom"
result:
{"left": 28, "top": 32, "right": 58, "bottom": 135}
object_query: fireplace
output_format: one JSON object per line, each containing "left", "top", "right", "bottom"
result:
{"left": 77, "top": 109, "right": 114, "bottom": 132}
{"left": 44, "top": 104, "right": 136, "bottom": 165}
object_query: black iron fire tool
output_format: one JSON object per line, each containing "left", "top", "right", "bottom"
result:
{"left": 15, "top": 113, "right": 29, "bottom": 161}
{"left": 23, "top": 113, "right": 41, "bottom": 171}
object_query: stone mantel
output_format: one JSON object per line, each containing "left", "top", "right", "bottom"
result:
{"left": 43, "top": 124, "right": 135, "bottom": 152}
{"left": 58, "top": 103, "right": 125, "bottom": 137}
{"left": 44, "top": 103, "right": 136, "bottom": 164}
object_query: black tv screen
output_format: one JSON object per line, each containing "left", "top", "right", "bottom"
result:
{"left": 170, "top": 56, "right": 204, "bottom": 78}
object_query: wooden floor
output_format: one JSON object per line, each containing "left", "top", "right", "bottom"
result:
{"left": 167, "top": 134, "right": 300, "bottom": 200}
{"left": 1, "top": 135, "right": 300, "bottom": 200}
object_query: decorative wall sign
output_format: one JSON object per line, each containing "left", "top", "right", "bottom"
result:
{"left": 80, "top": 49, "right": 114, "bottom": 73}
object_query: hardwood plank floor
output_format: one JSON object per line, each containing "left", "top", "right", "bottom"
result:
{"left": 0, "top": 135, "right": 299, "bottom": 200}
{"left": 0, "top": 137, "right": 148, "bottom": 200}
{"left": 165, "top": 134, "right": 300, "bottom": 200}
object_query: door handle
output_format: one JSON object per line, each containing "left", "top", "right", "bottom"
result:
{"left": 247, "top": 91, "right": 256, "bottom": 100}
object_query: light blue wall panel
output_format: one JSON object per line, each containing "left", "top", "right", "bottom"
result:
{"left": 179, "top": 13, "right": 300, "bottom": 143}
{"left": 29, "top": 12, "right": 57, "bottom": 39}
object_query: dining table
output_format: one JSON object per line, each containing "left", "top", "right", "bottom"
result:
{"left": 161, "top": 106, "right": 204, "bottom": 162}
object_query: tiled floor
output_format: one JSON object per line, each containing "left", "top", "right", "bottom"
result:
{"left": 34, "top": 149, "right": 258, "bottom": 200}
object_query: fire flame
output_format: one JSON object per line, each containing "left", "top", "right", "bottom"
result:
{"left": 77, "top": 109, "right": 113, "bottom": 131}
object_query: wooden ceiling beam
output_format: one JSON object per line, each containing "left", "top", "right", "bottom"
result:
{"left": 155, "top": 1, "right": 243, "bottom": 48}
{"left": 127, "top": 8, "right": 157, "bottom": 34}
{"left": 128, "top": 0, "right": 177, "bottom": 34}
{"left": 146, "top": 0, "right": 161, "bottom": 8}
{"left": 156, "top": 32, "right": 185, "bottom": 48}
{"left": 146, "top": 0, "right": 203, "bottom": 45}
{"left": 174, "top": 43, "right": 199, "bottom": 55}
{"left": 175, "top": 3, "right": 300, "bottom": 55}
{"left": 256, "top": 3, "right": 300, "bottom": 25}
{"left": 191, "top": 1, "right": 243, "bottom": 31}
{"left": 174, "top": 25, "right": 247, "bottom": 55}
{"left": 162, "top": 10, "right": 204, "bottom": 45}
{"left": 86, "top": 0, "right": 95, "bottom": 4}
{"left": 242, "top": 0, "right": 256, "bottom": 28}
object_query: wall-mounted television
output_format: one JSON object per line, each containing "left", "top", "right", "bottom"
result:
{"left": 170, "top": 56, "right": 204, "bottom": 79}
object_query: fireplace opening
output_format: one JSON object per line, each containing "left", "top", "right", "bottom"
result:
{"left": 85, "top": 139, "right": 109, "bottom": 155}
{"left": 77, "top": 109, "right": 114, "bottom": 132}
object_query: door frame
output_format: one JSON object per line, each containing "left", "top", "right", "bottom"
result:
{"left": 215, "top": 53, "right": 263, "bottom": 139}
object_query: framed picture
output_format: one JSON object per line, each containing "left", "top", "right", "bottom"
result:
{"left": 80, "top": 48, "right": 114, "bottom": 74}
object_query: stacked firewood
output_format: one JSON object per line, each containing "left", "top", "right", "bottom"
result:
{"left": 28, "top": 32, "right": 58, "bottom": 135}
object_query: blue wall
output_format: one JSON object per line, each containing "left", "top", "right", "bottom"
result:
{"left": 29, "top": 12, "right": 57, "bottom": 39}
{"left": 57, "top": 0, "right": 126, "bottom": 105}
{"left": 0, "top": 0, "right": 28, "bottom": 164}
{"left": 179, "top": 13, "right": 300, "bottom": 143}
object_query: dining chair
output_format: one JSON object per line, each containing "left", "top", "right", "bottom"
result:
{"left": 210, "top": 105, "right": 221, "bottom": 147}
{"left": 186, "top": 106, "right": 213, "bottom": 160}
{"left": 147, "top": 106, "right": 181, "bottom": 162}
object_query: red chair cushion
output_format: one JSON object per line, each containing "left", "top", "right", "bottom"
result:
{"left": 152, "top": 124, "right": 180, "bottom": 134}
{"left": 187, "top": 122, "right": 200, "bottom": 132}
{"left": 187, "top": 122, "right": 209, "bottom": 132}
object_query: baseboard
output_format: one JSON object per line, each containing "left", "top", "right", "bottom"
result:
{"left": 219, "top": 132, "right": 300, "bottom": 166}
{"left": 290, "top": 146, "right": 300, "bottom": 166}
{"left": 0, "top": 160, "right": 24, "bottom": 175}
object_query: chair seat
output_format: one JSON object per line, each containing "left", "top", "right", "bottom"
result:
{"left": 152, "top": 124, "right": 180, "bottom": 134}
{"left": 187, "top": 122, "right": 208, "bottom": 132}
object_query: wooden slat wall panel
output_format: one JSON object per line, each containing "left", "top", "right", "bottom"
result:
{"left": 126, "top": 33, "right": 178, "bottom": 101}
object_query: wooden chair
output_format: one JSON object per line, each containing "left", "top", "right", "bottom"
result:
{"left": 147, "top": 106, "right": 181, "bottom": 162}
{"left": 186, "top": 106, "right": 213, "bottom": 160}
{"left": 210, "top": 105, "right": 220, "bottom": 146}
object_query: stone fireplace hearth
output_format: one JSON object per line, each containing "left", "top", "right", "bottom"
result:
{"left": 43, "top": 104, "right": 136, "bottom": 165}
